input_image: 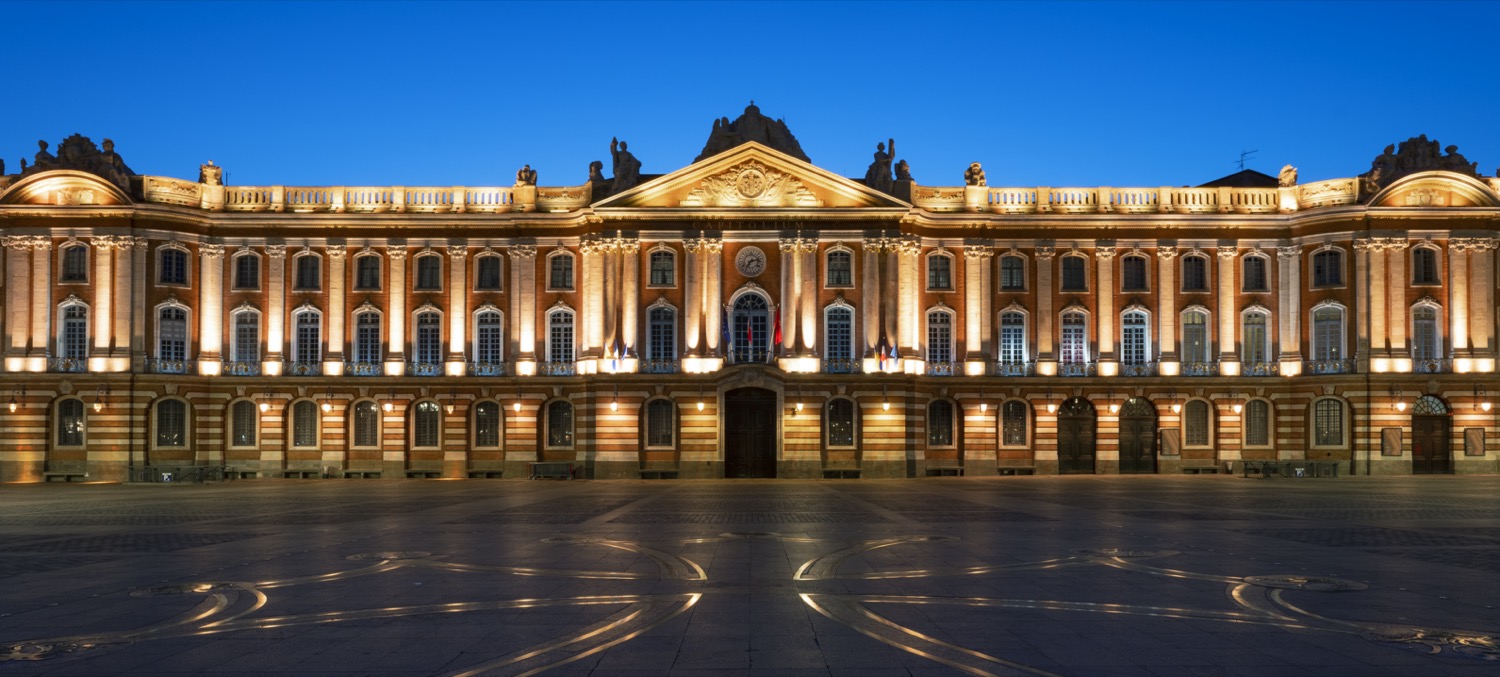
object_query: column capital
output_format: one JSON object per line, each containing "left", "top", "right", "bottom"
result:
{"left": 616, "top": 238, "right": 640, "bottom": 254}
{"left": 447, "top": 244, "right": 468, "bottom": 259}
{"left": 1277, "top": 245, "right": 1301, "bottom": 261}
{"left": 683, "top": 239, "right": 701, "bottom": 253}
{"left": 1216, "top": 245, "right": 1238, "bottom": 259}
{"left": 895, "top": 237, "right": 921, "bottom": 256}
{"left": 2, "top": 235, "right": 33, "bottom": 251}
{"left": 508, "top": 244, "right": 537, "bottom": 259}
{"left": 387, "top": 246, "right": 408, "bottom": 261}
{"left": 90, "top": 235, "right": 120, "bottom": 251}
{"left": 1376, "top": 236, "right": 1409, "bottom": 252}
{"left": 1352, "top": 237, "right": 1377, "bottom": 252}
{"left": 265, "top": 244, "right": 286, "bottom": 259}
{"left": 1095, "top": 246, "right": 1117, "bottom": 260}
{"left": 326, "top": 244, "right": 347, "bottom": 260}
{"left": 200, "top": 243, "right": 225, "bottom": 258}
{"left": 1155, "top": 244, "right": 1178, "bottom": 260}
{"left": 27, "top": 235, "right": 52, "bottom": 251}
{"left": 963, "top": 245, "right": 995, "bottom": 259}
{"left": 1034, "top": 245, "right": 1056, "bottom": 260}
{"left": 701, "top": 238, "right": 724, "bottom": 254}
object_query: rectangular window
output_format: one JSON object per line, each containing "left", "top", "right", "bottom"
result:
{"left": 235, "top": 255, "right": 260, "bottom": 290}
{"left": 476, "top": 313, "right": 503, "bottom": 364}
{"left": 648, "top": 308, "right": 675, "bottom": 360}
{"left": 1243, "top": 256, "right": 1268, "bottom": 291}
{"left": 61, "top": 246, "right": 88, "bottom": 282}
{"left": 415, "top": 314, "right": 442, "bottom": 365}
{"left": 1000, "top": 257, "right": 1025, "bottom": 291}
{"left": 295, "top": 256, "right": 320, "bottom": 290}
{"left": 1061, "top": 257, "right": 1087, "bottom": 291}
{"left": 295, "top": 313, "right": 321, "bottom": 364}
{"left": 649, "top": 251, "right": 674, "bottom": 286}
{"left": 1242, "top": 314, "right": 1267, "bottom": 364}
{"left": 999, "top": 313, "right": 1025, "bottom": 364}
{"left": 827, "top": 251, "right": 853, "bottom": 287}
{"left": 355, "top": 256, "right": 381, "bottom": 290}
{"left": 475, "top": 257, "right": 502, "bottom": 290}
{"left": 355, "top": 314, "right": 381, "bottom": 364}
{"left": 825, "top": 308, "right": 852, "bottom": 361}
{"left": 927, "top": 256, "right": 952, "bottom": 290}
{"left": 1061, "top": 314, "right": 1087, "bottom": 364}
{"left": 549, "top": 255, "right": 573, "bottom": 290}
{"left": 549, "top": 313, "right": 574, "bottom": 363}
{"left": 234, "top": 314, "right": 259, "bottom": 362}
{"left": 926, "top": 313, "right": 952, "bottom": 365}
{"left": 1314, "top": 400, "right": 1343, "bottom": 446}
{"left": 415, "top": 257, "right": 442, "bottom": 291}
{"left": 1245, "top": 400, "right": 1269, "bottom": 446}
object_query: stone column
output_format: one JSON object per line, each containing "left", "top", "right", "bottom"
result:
{"left": 1156, "top": 245, "right": 1178, "bottom": 361}
{"left": 1217, "top": 245, "right": 1238, "bottom": 365}
{"left": 1469, "top": 238, "right": 1497, "bottom": 356}
{"left": 1035, "top": 246, "right": 1056, "bottom": 361}
{"left": 1353, "top": 239, "right": 1372, "bottom": 362}
{"left": 703, "top": 239, "right": 723, "bottom": 356}
{"left": 326, "top": 245, "right": 347, "bottom": 368}
{"left": 963, "top": 245, "right": 985, "bottom": 360}
{"left": 1277, "top": 246, "right": 1301, "bottom": 361}
{"left": 386, "top": 246, "right": 408, "bottom": 367}
{"left": 580, "top": 239, "right": 603, "bottom": 360}
{"left": 1095, "top": 246, "right": 1115, "bottom": 361}
{"left": 883, "top": 241, "right": 899, "bottom": 355}
{"left": 4, "top": 238, "right": 32, "bottom": 360}
{"left": 112, "top": 239, "right": 131, "bottom": 356}
{"left": 508, "top": 245, "right": 537, "bottom": 360}
{"left": 601, "top": 239, "right": 618, "bottom": 356}
{"left": 619, "top": 238, "right": 640, "bottom": 359}
{"left": 91, "top": 238, "right": 113, "bottom": 355}
{"left": 779, "top": 239, "right": 799, "bottom": 352}
{"left": 264, "top": 245, "right": 284, "bottom": 365}
{"left": 131, "top": 238, "right": 148, "bottom": 364}
{"left": 447, "top": 244, "right": 468, "bottom": 366}
{"left": 1384, "top": 238, "right": 1407, "bottom": 355}
{"left": 29, "top": 237, "right": 52, "bottom": 360}
{"left": 198, "top": 244, "right": 225, "bottom": 371}
{"left": 861, "top": 239, "right": 882, "bottom": 356}
{"left": 683, "top": 239, "right": 701, "bottom": 355}
{"left": 1449, "top": 240, "right": 1470, "bottom": 356}
{"left": 979, "top": 246, "right": 994, "bottom": 357}
{"left": 896, "top": 237, "right": 921, "bottom": 357}
{"left": 800, "top": 241, "right": 817, "bottom": 353}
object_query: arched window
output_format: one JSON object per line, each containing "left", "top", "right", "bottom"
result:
{"left": 548, "top": 252, "right": 574, "bottom": 290}
{"left": 547, "top": 400, "right": 574, "bottom": 447}
{"left": 1312, "top": 249, "right": 1343, "bottom": 287}
{"left": 824, "top": 305, "right": 854, "bottom": 363}
{"left": 230, "top": 400, "right": 257, "bottom": 447}
{"left": 353, "top": 401, "right": 380, "bottom": 447}
{"left": 1412, "top": 305, "right": 1441, "bottom": 361}
{"left": 1183, "top": 400, "right": 1211, "bottom": 446}
{"left": 292, "top": 400, "right": 318, "bottom": 448}
{"left": 645, "top": 399, "right": 674, "bottom": 447}
{"left": 413, "top": 401, "right": 441, "bottom": 447}
{"left": 999, "top": 255, "right": 1025, "bottom": 291}
{"left": 826, "top": 250, "right": 853, "bottom": 287}
{"left": 232, "top": 309, "right": 260, "bottom": 363}
{"left": 927, "top": 400, "right": 955, "bottom": 446}
{"left": 1413, "top": 395, "right": 1448, "bottom": 415}
{"left": 927, "top": 253, "right": 953, "bottom": 290}
{"left": 826, "top": 398, "right": 856, "bottom": 447}
{"left": 56, "top": 398, "right": 85, "bottom": 447}
{"left": 998, "top": 311, "right": 1026, "bottom": 364}
{"left": 1121, "top": 310, "right": 1150, "bottom": 366}
{"left": 155, "top": 399, "right": 188, "bottom": 448}
{"left": 157, "top": 305, "right": 189, "bottom": 368}
{"left": 1244, "top": 399, "right": 1271, "bottom": 447}
{"left": 649, "top": 249, "right": 675, "bottom": 286}
{"left": 293, "top": 309, "right": 322, "bottom": 366}
{"left": 1060, "top": 255, "right": 1087, "bottom": 291}
{"left": 233, "top": 252, "right": 260, "bottom": 290}
{"left": 473, "top": 402, "right": 501, "bottom": 448}
{"left": 353, "top": 311, "right": 382, "bottom": 366}
{"left": 1181, "top": 254, "right": 1209, "bottom": 292}
{"left": 1061, "top": 311, "right": 1088, "bottom": 364}
{"left": 731, "top": 294, "right": 770, "bottom": 363}
{"left": 61, "top": 243, "right": 89, "bottom": 283}
{"left": 1001, "top": 400, "right": 1028, "bottom": 447}
{"left": 1412, "top": 247, "right": 1439, "bottom": 285}
{"left": 1121, "top": 255, "right": 1148, "bottom": 292}
{"left": 1313, "top": 399, "right": 1345, "bottom": 446}
{"left": 1312, "top": 305, "right": 1344, "bottom": 361}
{"left": 413, "top": 310, "right": 442, "bottom": 366}
{"left": 926, "top": 310, "right": 953, "bottom": 366}
{"left": 415, "top": 254, "right": 442, "bottom": 291}
{"left": 474, "top": 310, "right": 504, "bottom": 366}
{"left": 355, "top": 254, "right": 381, "bottom": 290}
{"left": 1181, "top": 310, "right": 1209, "bottom": 363}
{"left": 547, "top": 309, "right": 575, "bottom": 364}
{"left": 1242, "top": 255, "right": 1269, "bottom": 292}
{"left": 58, "top": 303, "right": 89, "bottom": 361}
{"left": 1241, "top": 310, "right": 1269, "bottom": 365}
{"left": 474, "top": 254, "right": 503, "bottom": 291}
{"left": 158, "top": 246, "right": 189, "bottom": 285}
{"left": 648, "top": 306, "right": 676, "bottom": 361}
{"left": 294, "top": 254, "right": 321, "bottom": 291}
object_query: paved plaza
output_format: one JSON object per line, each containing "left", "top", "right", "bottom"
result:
{"left": 1, "top": 476, "right": 1498, "bottom": 676}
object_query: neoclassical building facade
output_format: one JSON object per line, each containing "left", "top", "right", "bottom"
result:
{"left": 1, "top": 117, "right": 1497, "bottom": 481}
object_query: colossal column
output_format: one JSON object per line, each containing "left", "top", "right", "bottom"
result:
{"left": 29, "top": 237, "right": 52, "bottom": 361}
{"left": 112, "top": 238, "right": 131, "bottom": 356}
{"left": 131, "top": 238, "right": 148, "bottom": 364}
{"left": 1384, "top": 238, "right": 1407, "bottom": 355}
{"left": 447, "top": 244, "right": 468, "bottom": 367}
{"left": 508, "top": 245, "right": 537, "bottom": 361}
{"left": 1094, "top": 246, "right": 1115, "bottom": 362}
{"left": 800, "top": 240, "right": 817, "bottom": 353}
{"left": 1217, "top": 245, "right": 1238, "bottom": 366}
{"left": 1035, "top": 246, "right": 1055, "bottom": 362}
{"left": 3, "top": 237, "right": 31, "bottom": 360}
{"left": 861, "top": 238, "right": 882, "bottom": 357}
{"left": 386, "top": 246, "right": 408, "bottom": 368}
{"left": 963, "top": 245, "right": 984, "bottom": 360}
{"left": 683, "top": 238, "right": 701, "bottom": 354}
{"left": 1449, "top": 239, "right": 1470, "bottom": 356}
{"left": 703, "top": 238, "right": 723, "bottom": 356}
{"left": 1470, "top": 239, "right": 1497, "bottom": 358}
{"left": 580, "top": 239, "right": 603, "bottom": 359}
{"left": 896, "top": 237, "right": 920, "bottom": 357}
{"left": 779, "top": 239, "right": 799, "bottom": 352}
{"left": 1156, "top": 245, "right": 1177, "bottom": 361}
{"left": 326, "top": 245, "right": 347, "bottom": 369}
{"left": 619, "top": 238, "right": 639, "bottom": 359}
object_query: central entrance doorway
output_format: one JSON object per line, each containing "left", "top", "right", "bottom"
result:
{"left": 724, "top": 387, "right": 777, "bottom": 478}
{"left": 1118, "top": 397, "right": 1158, "bottom": 474}
{"left": 1411, "top": 395, "right": 1452, "bottom": 475}
{"left": 1057, "top": 397, "right": 1096, "bottom": 474}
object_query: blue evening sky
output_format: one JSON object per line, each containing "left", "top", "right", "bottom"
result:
{"left": 4, "top": 1, "right": 1496, "bottom": 189}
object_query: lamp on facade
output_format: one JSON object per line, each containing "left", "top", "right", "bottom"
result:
{"left": 258, "top": 393, "right": 271, "bottom": 413}
{"left": 979, "top": 387, "right": 987, "bottom": 413}
{"left": 1231, "top": 392, "right": 1243, "bottom": 415}
{"left": 446, "top": 389, "right": 457, "bottom": 415}
{"left": 8, "top": 388, "right": 21, "bottom": 414}
{"left": 697, "top": 384, "right": 706, "bottom": 412}
{"left": 610, "top": 386, "right": 619, "bottom": 412}
{"left": 1170, "top": 390, "right": 1181, "bottom": 414}
{"left": 1045, "top": 388, "right": 1056, "bottom": 414}
{"left": 1390, "top": 385, "right": 1405, "bottom": 412}
{"left": 321, "top": 388, "right": 333, "bottom": 413}
{"left": 1108, "top": 392, "right": 1120, "bottom": 414}
{"left": 882, "top": 385, "right": 890, "bottom": 411}
{"left": 383, "top": 389, "right": 395, "bottom": 413}
{"left": 94, "top": 385, "right": 107, "bottom": 413}
{"left": 1477, "top": 386, "right": 1490, "bottom": 412}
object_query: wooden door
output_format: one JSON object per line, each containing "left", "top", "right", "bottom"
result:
{"left": 724, "top": 388, "right": 777, "bottom": 478}
{"left": 1412, "top": 415, "right": 1451, "bottom": 474}
{"left": 1058, "top": 398, "right": 1096, "bottom": 474}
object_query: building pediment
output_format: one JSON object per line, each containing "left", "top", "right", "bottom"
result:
{"left": 592, "top": 142, "right": 911, "bottom": 210}
{"left": 1368, "top": 171, "right": 1500, "bottom": 208}
{"left": 0, "top": 170, "right": 132, "bottom": 206}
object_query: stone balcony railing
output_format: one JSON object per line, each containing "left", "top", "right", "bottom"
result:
{"left": 139, "top": 175, "right": 595, "bottom": 214}
{"left": 909, "top": 182, "right": 1360, "bottom": 215}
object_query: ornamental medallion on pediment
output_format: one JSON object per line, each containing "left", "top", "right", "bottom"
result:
{"left": 683, "top": 161, "right": 819, "bottom": 207}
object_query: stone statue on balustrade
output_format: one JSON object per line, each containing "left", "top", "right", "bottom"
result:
{"left": 1278, "top": 164, "right": 1297, "bottom": 187}
{"left": 894, "top": 159, "right": 912, "bottom": 182}
{"left": 864, "top": 139, "right": 895, "bottom": 194}
{"left": 33, "top": 140, "right": 56, "bottom": 171}
{"left": 17, "top": 134, "right": 137, "bottom": 191}
{"left": 610, "top": 137, "right": 642, "bottom": 194}
{"left": 199, "top": 161, "right": 223, "bottom": 186}
{"left": 964, "top": 162, "right": 986, "bottom": 187}
{"left": 587, "top": 160, "right": 606, "bottom": 184}
{"left": 515, "top": 164, "right": 537, "bottom": 186}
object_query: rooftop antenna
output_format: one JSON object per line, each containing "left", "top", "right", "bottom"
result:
{"left": 1236, "top": 149, "right": 1258, "bottom": 171}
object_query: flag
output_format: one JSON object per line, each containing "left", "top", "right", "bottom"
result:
{"left": 772, "top": 309, "right": 782, "bottom": 347}
{"left": 877, "top": 336, "right": 888, "bottom": 370}
{"left": 721, "top": 313, "right": 732, "bottom": 361}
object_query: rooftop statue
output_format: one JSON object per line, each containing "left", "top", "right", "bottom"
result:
{"left": 587, "top": 160, "right": 606, "bottom": 184}
{"left": 894, "top": 159, "right": 912, "bottom": 182}
{"left": 964, "top": 162, "right": 986, "bottom": 187}
{"left": 864, "top": 139, "right": 895, "bottom": 194}
{"left": 610, "top": 137, "right": 642, "bottom": 194}
{"left": 1360, "top": 134, "right": 1478, "bottom": 195}
{"left": 199, "top": 160, "right": 223, "bottom": 186}
{"left": 1278, "top": 164, "right": 1297, "bottom": 187}
{"left": 17, "top": 134, "right": 136, "bottom": 191}
{"left": 694, "top": 101, "right": 811, "bottom": 163}
{"left": 515, "top": 164, "right": 537, "bottom": 186}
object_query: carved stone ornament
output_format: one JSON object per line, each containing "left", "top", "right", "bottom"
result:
{"left": 964, "top": 162, "right": 986, "bottom": 187}
{"left": 683, "top": 160, "right": 819, "bottom": 208}
{"left": 199, "top": 161, "right": 223, "bottom": 186}
{"left": 695, "top": 102, "right": 811, "bottom": 163}
{"left": 508, "top": 244, "right": 537, "bottom": 259}
{"left": 1034, "top": 245, "right": 1056, "bottom": 260}
{"left": 17, "top": 134, "right": 135, "bottom": 191}
{"left": 735, "top": 246, "right": 767, "bottom": 278}
{"left": 1360, "top": 134, "right": 1480, "bottom": 195}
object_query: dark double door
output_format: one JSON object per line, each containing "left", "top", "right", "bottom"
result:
{"left": 1118, "top": 399, "right": 1157, "bottom": 474}
{"left": 725, "top": 388, "right": 777, "bottom": 478}
{"left": 1058, "top": 398, "right": 1096, "bottom": 474}
{"left": 1412, "top": 415, "right": 1452, "bottom": 474}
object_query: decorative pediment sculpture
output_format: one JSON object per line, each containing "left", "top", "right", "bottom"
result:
{"left": 1360, "top": 135, "right": 1479, "bottom": 196}
{"left": 695, "top": 101, "right": 810, "bottom": 163}
{"left": 16, "top": 134, "right": 135, "bottom": 192}
{"left": 682, "top": 160, "right": 818, "bottom": 208}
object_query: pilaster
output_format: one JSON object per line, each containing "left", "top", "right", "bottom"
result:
{"left": 799, "top": 240, "right": 817, "bottom": 353}
{"left": 1468, "top": 238, "right": 1497, "bottom": 360}
{"left": 1383, "top": 238, "right": 1408, "bottom": 354}
{"left": 683, "top": 238, "right": 701, "bottom": 355}
{"left": 130, "top": 238, "right": 148, "bottom": 364}
{"left": 1216, "top": 245, "right": 1238, "bottom": 370}
{"left": 326, "top": 245, "right": 347, "bottom": 369}
{"left": 28, "top": 237, "right": 52, "bottom": 360}
{"left": 962, "top": 245, "right": 992, "bottom": 363}
{"left": 703, "top": 238, "right": 723, "bottom": 356}
{"left": 1353, "top": 238, "right": 1372, "bottom": 363}
{"left": 199, "top": 243, "right": 226, "bottom": 372}
{"left": 508, "top": 245, "right": 537, "bottom": 361}
{"left": 896, "top": 237, "right": 921, "bottom": 358}
{"left": 1448, "top": 239, "right": 1470, "bottom": 356}
{"left": 112, "top": 239, "right": 131, "bottom": 356}
{"left": 861, "top": 239, "right": 882, "bottom": 357}
{"left": 1277, "top": 245, "right": 1302, "bottom": 363}
{"left": 1035, "top": 246, "right": 1055, "bottom": 362}
{"left": 263, "top": 244, "right": 285, "bottom": 367}
{"left": 619, "top": 238, "right": 640, "bottom": 361}
{"left": 580, "top": 239, "right": 603, "bottom": 360}
{"left": 446, "top": 244, "right": 468, "bottom": 369}
{"left": 1094, "top": 246, "right": 1116, "bottom": 364}
{"left": 4, "top": 237, "right": 32, "bottom": 360}
{"left": 1156, "top": 245, "right": 1178, "bottom": 361}
{"left": 386, "top": 246, "right": 408, "bottom": 369}
{"left": 91, "top": 237, "right": 113, "bottom": 354}
{"left": 779, "top": 239, "right": 799, "bottom": 352}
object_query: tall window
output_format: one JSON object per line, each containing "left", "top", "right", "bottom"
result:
{"left": 999, "top": 311, "right": 1026, "bottom": 364}
{"left": 473, "top": 402, "right": 501, "bottom": 448}
{"left": 415, "top": 255, "right": 442, "bottom": 291}
{"left": 649, "top": 250, "right": 674, "bottom": 286}
{"left": 1184, "top": 400, "right": 1210, "bottom": 446}
{"left": 294, "top": 311, "right": 321, "bottom": 364}
{"left": 1242, "top": 311, "right": 1268, "bottom": 364}
{"left": 158, "top": 307, "right": 187, "bottom": 361}
{"left": 354, "top": 312, "right": 381, "bottom": 365}
{"left": 1061, "top": 256, "right": 1087, "bottom": 291}
{"left": 1182, "top": 255, "right": 1208, "bottom": 291}
{"left": 475, "top": 255, "right": 502, "bottom": 290}
{"left": 1412, "top": 306, "right": 1440, "bottom": 360}
{"left": 1412, "top": 247, "right": 1438, "bottom": 285}
{"left": 234, "top": 254, "right": 259, "bottom": 290}
{"left": 1121, "top": 255, "right": 1147, "bottom": 291}
{"left": 231, "top": 400, "right": 257, "bottom": 447}
{"left": 413, "top": 401, "right": 440, "bottom": 447}
{"left": 414, "top": 311, "right": 442, "bottom": 365}
{"left": 353, "top": 401, "right": 380, "bottom": 447}
{"left": 57, "top": 398, "right": 85, "bottom": 446}
{"left": 648, "top": 307, "right": 676, "bottom": 360}
{"left": 825, "top": 306, "right": 853, "bottom": 362}
{"left": 1244, "top": 400, "right": 1270, "bottom": 446}
{"left": 547, "top": 400, "right": 573, "bottom": 447}
{"left": 159, "top": 248, "right": 188, "bottom": 285}
{"left": 1313, "top": 399, "right": 1343, "bottom": 446}
{"left": 826, "top": 250, "right": 852, "bottom": 287}
{"left": 1181, "top": 310, "right": 1209, "bottom": 362}
{"left": 233, "top": 311, "right": 260, "bottom": 363}
{"left": 827, "top": 399, "right": 856, "bottom": 447}
{"left": 355, "top": 255, "right": 381, "bottom": 290}
{"left": 928, "top": 400, "right": 954, "bottom": 446}
{"left": 646, "top": 400, "right": 674, "bottom": 447}
{"left": 547, "top": 310, "right": 574, "bottom": 363}
{"left": 60, "top": 304, "right": 89, "bottom": 360}
{"left": 1312, "top": 306, "right": 1343, "bottom": 360}
{"left": 549, "top": 253, "right": 574, "bottom": 290}
{"left": 475, "top": 311, "right": 504, "bottom": 364}
{"left": 61, "top": 244, "right": 88, "bottom": 282}
{"left": 1312, "top": 250, "right": 1342, "bottom": 287}
{"left": 999, "top": 255, "right": 1025, "bottom": 291}
{"left": 1242, "top": 255, "right": 1268, "bottom": 292}
{"left": 1121, "top": 310, "right": 1149, "bottom": 366}
{"left": 156, "top": 400, "right": 187, "bottom": 447}
{"left": 294, "top": 255, "right": 320, "bottom": 290}
{"left": 292, "top": 400, "right": 317, "bottom": 447}
{"left": 1002, "top": 400, "right": 1027, "bottom": 446}
{"left": 1061, "top": 312, "right": 1088, "bottom": 364}
{"left": 927, "top": 254, "right": 953, "bottom": 290}
{"left": 926, "top": 310, "right": 953, "bottom": 365}
{"left": 731, "top": 294, "right": 769, "bottom": 363}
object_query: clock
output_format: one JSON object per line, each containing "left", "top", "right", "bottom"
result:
{"left": 735, "top": 246, "right": 767, "bottom": 277}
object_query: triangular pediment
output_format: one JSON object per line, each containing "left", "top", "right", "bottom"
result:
{"left": 593, "top": 142, "right": 911, "bottom": 210}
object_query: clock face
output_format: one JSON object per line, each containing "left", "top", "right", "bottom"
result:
{"left": 736, "top": 246, "right": 767, "bottom": 277}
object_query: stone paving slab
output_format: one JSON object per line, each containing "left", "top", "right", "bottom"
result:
{"left": 1, "top": 476, "right": 1498, "bottom": 676}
